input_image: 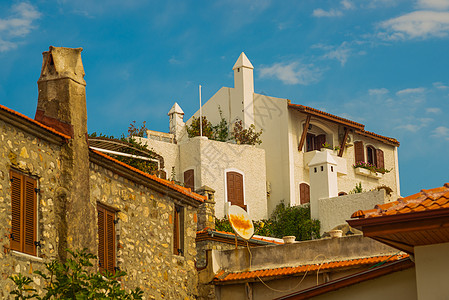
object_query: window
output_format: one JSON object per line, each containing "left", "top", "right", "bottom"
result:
{"left": 97, "top": 204, "right": 116, "bottom": 273}
{"left": 184, "top": 169, "right": 194, "bottom": 191}
{"left": 299, "top": 183, "right": 310, "bottom": 205}
{"left": 173, "top": 205, "right": 184, "bottom": 256}
{"left": 10, "top": 170, "right": 37, "bottom": 256}
{"left": 226, "top": 171, "right": 246, "bottom": 210}
{"left": 306, "top": 133, "right": 326, "bottom": 152}
{"left": 354, "top": 141, "right": 385, "bottom": 169}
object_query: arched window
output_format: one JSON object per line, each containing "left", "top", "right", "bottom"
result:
{"left": 226, "top": 171, "right": 246, "bottom": 210}
{"left": 366, "top": 146, "right": 377, "bottom": 166}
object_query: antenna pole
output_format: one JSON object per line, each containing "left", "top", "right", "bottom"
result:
{"left": 199, "top": 85, "right": 202, "bottom": 137}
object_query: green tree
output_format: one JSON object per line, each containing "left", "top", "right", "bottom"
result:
{"left": 9, "top": 249, "right": 143, "bottom": 300}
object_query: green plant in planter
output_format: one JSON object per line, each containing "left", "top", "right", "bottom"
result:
{"left": 333, "top": 145, "right": 341, "bottom": 152}
{"left": 321, "top": 142, "right": 332, "bottom": 149}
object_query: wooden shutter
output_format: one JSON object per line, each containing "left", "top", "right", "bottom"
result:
{"left": 376, "top": 149, "right": 385, "bottom": 169}
{"left": 184, "top": 169, "right": 194, "bottom": 191}
{"left": 315, "top": 134, "right": 326, "bottom": 150}
{"left": 10, "top": 171, "right": 22, "bottom": 252}
{"left": 299, "top": 183, "right": 310, "bottom": 204}
{"left": 173, "top": 207, "right": 179, "bottom": 255}
{"left": 354, "top": 141, "right": 365, "bottom": 163}
{"left": 227, "top": 172, "right": 246, "bottom": 210}
{"left": 23, "top": 176, "right": 37, "bottom": 256}
{"left": 98, "top": 206, "right": 105, "bottom": 272}
{"left": 97, "top": 204, "right": 115, "bottom": 273}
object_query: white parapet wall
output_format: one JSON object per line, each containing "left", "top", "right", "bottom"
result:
{"left": 318, "top": 189, "right": 386, "bottom": 234}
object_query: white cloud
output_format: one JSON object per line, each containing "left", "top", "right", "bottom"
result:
{"left": 417, "top": 0, "right": 449, "bottom": 10}
{"left": 341, "top": 0, "right": 354, "bottom": 10}
{"left": 259, "top": 62, "right": 322, "bottom": 85}
{"left": 396, "top": 87, "right": 426, "bottom": 95}
{"left": 426, "top": 107, "right": 442, "bottom": 113}
{"left": 323, "top": 42, "right": 352, "bottom": 66}
{"left": 380, "top": 11, "right": 449, "bottom": 40}
{"left": 396, "top": 124, "right": 421, "bottom": 132}
{"left": 0, "top": 2, "right": 40, "bottom": 52}
{"left": 433, "top": 81, "right": 449, "bottom": 89}
{"left": 432, "top": 126, "right": 449, "bottom": 140}
{"left": 369, "top": 88, "right": 389, "bottom": 95}
{"left": 168, "top": 57, "right": 181, "bottom": 65}
{"left": 312, "top": 8, "right": 343, "bottom": 17}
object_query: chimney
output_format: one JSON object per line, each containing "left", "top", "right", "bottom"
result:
{"left": 35, "top": 46, "right": 95, "bottom": 258}
{"left": 308, "top": 149, "right": 338, "bottom": 221}
{"left": 168, "top": 102, "right": 185, "bottom": 142}
{"left": 233, "top": 52, "right": 255, "bottom": 129}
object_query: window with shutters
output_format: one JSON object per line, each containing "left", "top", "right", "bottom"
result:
{"left": 226, "top": 171, "right": 246, "bottom": 210}
{"left": 97, "top": 204, "right": 116, "bottom": 274}
{"left": 173, "top": 205, "right": 184, "bottom": 256}
{"left": 354, "top": 141, "right": 386, "bottom": 170}
{"left": 367, "top": 146, "right": 377, "bottom": 166}
{"left": 9, "top": 170, "right": 38, "bottom": 256}
{"left": 184, "top": 169, "right": 194, "bottom": 191}
{"left": 299, "top": 183, "right": 310, "bottom": 205}
{"left": 306, "top": 133, "right": 326, "bottom": 152}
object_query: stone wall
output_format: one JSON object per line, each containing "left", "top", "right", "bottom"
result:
{"left": 0, "top": 118, "right": 64, "bottom": 298}
{"left": 90, "top": 162, "right": 199, "bottom": 299}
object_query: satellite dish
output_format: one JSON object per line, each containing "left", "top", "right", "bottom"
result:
{"left": 228, "top": 205, "right": 254, "bottom": 240}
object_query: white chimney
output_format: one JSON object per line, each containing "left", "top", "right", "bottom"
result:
{"left": 308, "top": 149, "right": 338, "bottom": 220}
{"left": 168, "top": 102, "right": 185, "bottom": 141}
{"left": 233, "top": 52, "right": 254, "bottom": 129}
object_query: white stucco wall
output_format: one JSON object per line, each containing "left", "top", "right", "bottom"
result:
{"left": 138, "top": 137, "right": 179, "bottom": 180}
{"left": 319, "top": 190, "right": 386, "bottom": 233}
{"left": 414, "top": 242, "right": 449, "bottom": 300}
{"left": 194, "top": 137, "right": 267, "bottom": 220}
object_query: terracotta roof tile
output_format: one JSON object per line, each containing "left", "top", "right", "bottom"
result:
{"left": 214, "top": 254, "right": 407, "bottom": 282}
{"left": 288, "top": 103, "right": 365, "bottom": 129}
{"left": 351, "top": 183, "right": 449, "bottom": 219}
{"left": 355, "top": 129, "right": 400, "bottom": 147}
{"left": 90, "top": 149, "right": 206, "bottom": 203}
{"left": 0, "top": 104, "right": 71, "bottom": 140}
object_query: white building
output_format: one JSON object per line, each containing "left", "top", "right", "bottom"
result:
{"left": 142, "top": 52, "right": 401, "bottom": 224}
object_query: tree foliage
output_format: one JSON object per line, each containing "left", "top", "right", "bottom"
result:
{"left": 232, "top": 120, "right": 263, "bottom": 146}
{"left": 89, "top": 121, "right": 158, "bottom": 175}
{"left": 215, "top": 203, "right": 320, "bottom": 241}
{"left": 9, "top": 249, "right": 143, "bottom": 300}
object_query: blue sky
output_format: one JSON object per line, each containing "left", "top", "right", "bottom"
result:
{"left": 1, "top": 0, "right": 448, "bottom": 197}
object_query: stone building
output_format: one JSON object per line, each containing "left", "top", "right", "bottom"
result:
{"left": 0, "top": 46, "right": 206, "bottom": 299}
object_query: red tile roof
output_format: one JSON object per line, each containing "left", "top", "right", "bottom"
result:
{"left": 90, "top": 149, "right": 206, "bottom": 203}
{"left": 288, "top": 103, "right": 365, "bottom": 130}
{"left": 352, "top": 183, "right": 449, "bottom": 219}
{"left": 214, "top": 254, "right": 407, "bottom": 282}
{"left": 0, "top": 104, "right": 71, "bottom": 140}
{"left": 355, "top": 129, "right": 400, "bottom": 147}
{"left": 196, "top": 227, "right": 283, "bottom": 245}
{"left": 288, "top": 103, "right": 399, "bottom": 146}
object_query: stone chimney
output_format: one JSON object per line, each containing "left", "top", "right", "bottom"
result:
{"left": 35, "top": 46, "right": 95, "bottom": 258}
{"left": 196, "top": 186, "right": 216, "bottom": 231}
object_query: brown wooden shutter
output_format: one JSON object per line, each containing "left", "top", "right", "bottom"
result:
{"left": 354, "top": 141, "right": 365, "bottom": 163}
{"left": 23, "top": 176, "right": 36, "bottom": 256}
{"left": 376, "top": 149, "right": 384, "bottom": 169}
{"left": 299, "top": 183, "right": 310, "bottom": 204}
{"left": 10, "top": 171, "right": 22, "bottom": 252}
{"left": 97, "top": 206, "right": 105, "bottom": 272}
{"left": 316, "top": 134, "right": 326, "bottom": 150}
{"left": 227, "top": 172, "right": 246, "bottom": 210}
{"left": 173, "top": 206, "right": 179, "bottom": 255}
{"left": 184, "top": 169, "right": 194, "bottom": 191}
{"left": 105, "top": 210, "right": 115, "bottom": 273}
{"left": 97, "top": 204, "right": 115, "bottom": 273}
